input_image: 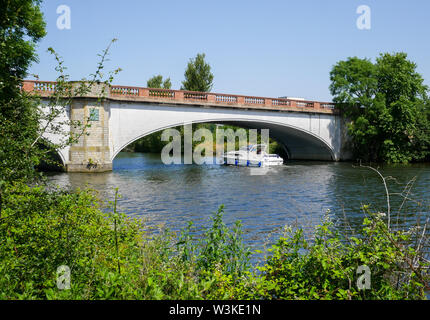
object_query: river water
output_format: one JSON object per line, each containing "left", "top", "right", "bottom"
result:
{"left": 47, "top": 152, "right": 430, "bottom": 253}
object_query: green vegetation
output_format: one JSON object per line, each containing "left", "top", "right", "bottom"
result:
{"left": 1, "top": 183, "right": 428, "bottom": 299}
{"left": 0, "top": 0, "right": 119, "bottom": 183}
{"left": 147, "top": 75, "right": 172, "bottom": 89}
{"left": 330, "top": 53, "right": 430, "bottom": 163}
{"left": 181, "top": 53, "right": 214, "bottom": 92}
{"left": 1, "top": 0, "right": 429, "bottom": 301}
{"left": 0, "top": 0, "right": 46, "bottom": 183}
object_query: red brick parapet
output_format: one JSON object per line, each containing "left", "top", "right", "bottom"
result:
{"left": 22, "top": 80, "right": 338, "bottom": 114}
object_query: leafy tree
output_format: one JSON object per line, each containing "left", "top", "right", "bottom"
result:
{"left": 0, "top": 0, "right": 46, "bottom": 184}
{"left": 0, "top": 0, "right": 120, "bottom": 226}
{"left": 181, "top": 53, "right": 214, "bottom": 92}
{"left": 147, "top": 74, "right": 172, "bottom": 89}
{"left": 0, "top": 0, "right": 46, "bottom": 98}
{"left": 330, "top": 53, "right": 430, "bottom": 163}
{"left": 329, "top": 57, "right": 377, "bottom": 112}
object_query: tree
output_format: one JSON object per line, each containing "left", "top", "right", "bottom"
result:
{"left": 0, "top": 0, "right": 46, "bottom": 184}
{"left": 0, "top": 0, "right": 120, "bottom": 186}
{"left": 181, "top": 53, "right": 214, "bottom": 92}
{"left": 0, "top": 0, "right": 46, "bottom": 99}
{"left": 330, "top": 53, "right": 430, "bottom": 163}
{"left": 147, "top": 75, "right": 172, "bottom": 89}
{"left": 329, "top": 57, "right": 377, "bottom": 111}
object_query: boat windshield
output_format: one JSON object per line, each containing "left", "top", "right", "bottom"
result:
{"left": 244, "top": 144, "right": 266, "bottom": 154}
{"left": 239, "top": 145, "right": 254, "bottom": 151}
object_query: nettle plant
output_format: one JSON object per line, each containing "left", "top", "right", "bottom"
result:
{"left": 176, "top": 205, "right": 252, "bottom": 279}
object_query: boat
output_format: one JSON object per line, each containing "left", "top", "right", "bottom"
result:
{"left": 222, "top": 144, "right": 284, "bottom": 167}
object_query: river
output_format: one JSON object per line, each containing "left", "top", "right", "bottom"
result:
{"left": 47, "top": 152, "right": 430, "bottom": 254}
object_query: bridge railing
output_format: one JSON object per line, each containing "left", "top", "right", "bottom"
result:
{"left": 22, "top": 80, "right": 337, "bottom": 113}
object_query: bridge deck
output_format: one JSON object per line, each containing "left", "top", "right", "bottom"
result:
{"left": 22, "top": 80, "right": 338, "bottom": 114}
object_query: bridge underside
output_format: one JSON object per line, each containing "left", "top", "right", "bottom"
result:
{"left": 220, "top": 121, "right": 335, "bottom": 161}
{"left": 112, "top": 119, "right": 336, "bottom": 162}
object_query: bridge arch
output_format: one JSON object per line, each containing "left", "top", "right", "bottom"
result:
{"left": 111, "top": 118, "right": 336, "bottom": 161}
{"left": 35, "top": 138, "right": 67, "bottom": 171}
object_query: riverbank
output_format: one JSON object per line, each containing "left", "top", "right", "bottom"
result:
{"left": 1, "top": 181, "right": 428, "bottom": 299}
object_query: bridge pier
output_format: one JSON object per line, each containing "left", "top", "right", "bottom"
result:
{"left": 65, "top": 98, "right": 113, "bottom": 172}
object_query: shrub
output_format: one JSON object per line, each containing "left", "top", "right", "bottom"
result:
{"left": 255, "top": 209, "right": 429, "bottom": 300}
{"left": 0, "top": 182, "right": 428, "bottom": 300}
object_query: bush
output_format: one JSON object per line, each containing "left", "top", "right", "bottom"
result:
{"left": 0, "top": 182, "right": 143, "bottom": 299}
{"left": 256, "top": 209, "right": 429, "bottom": 300}
{"left": 0, "top": 182, "right": 428, "bottom": 300}
{"left": 0, "top": 183, "right": 249, "bottom": 299}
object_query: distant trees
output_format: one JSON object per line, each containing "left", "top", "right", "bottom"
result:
{"left": 181, "top": 53, "right": 214, "bottom": 92}
{"left": 330, "top": 52, "right": 430, "bottom": 163}
{"left": 131, "top": 53, "right": 215, "bottom": 153}
{"left": 146, "top": 75, "right": 172, "bottom": 89}
{"left": 145, "top": 53, "right": 214, "bottom": 92}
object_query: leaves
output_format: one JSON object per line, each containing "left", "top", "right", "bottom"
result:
{"left": 0, "top": 184, "right": 428, "bottom": 300}
{"left": 330, "top": 53, "right": 430, "bottom": 163}
{"left": 181, "top": 53, "right": 214, "bottom": 92}
{"left": 146, "top": 75, "right": 172, "bottom": 89}
{"left": 1, "top": 0, "right": 120, "bottom": 184}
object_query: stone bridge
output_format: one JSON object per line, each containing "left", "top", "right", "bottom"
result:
{"left": 23, "top": 81, "right": 348, "bottom": 172}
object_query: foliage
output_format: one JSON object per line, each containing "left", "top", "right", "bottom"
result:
{"left": 0, "top": 0, "right": 46, "bottom": 94}
{"left": 0, "top": 0, "right": 46, "bottom": 183}
{"left": 0, "top": 0, "right": 120, "bottom": 184}
{"left": 0, "top": 182, "right": 141, "bottom": 299}
{"left": 0, "top": 184, "right": 247, "bottom": 299}
{"left": 181, "top": 53, "right": 214, "bottom": 92}
{"left": 146, "top": 75, "right": 172, "bottom": 89}
{"left": 0, "top": 180, "right": 428, "bottom": 300}
{"left": 178, "top": 205, "right": 251, "bottom": 278}
{"left": 256, "top": 209, "right": 428, "bottom": 300}
{"left": 330, "top": 53, "right": 430, "bottom": 163}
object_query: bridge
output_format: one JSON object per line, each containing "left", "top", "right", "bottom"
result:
{"left": 23, "top": 80, "right": 349, "bottom": 172}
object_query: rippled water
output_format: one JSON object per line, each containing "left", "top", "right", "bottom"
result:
{"left": 47, "top": 152, "right": 430, "bottom": 251}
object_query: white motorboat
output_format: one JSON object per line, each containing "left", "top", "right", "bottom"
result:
{"left": 222, "top": 144, "right": 284, "bottom": 167}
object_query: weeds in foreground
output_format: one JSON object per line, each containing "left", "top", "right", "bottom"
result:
{"left": 0, "top": 171, "right": 429, "bottom": 299}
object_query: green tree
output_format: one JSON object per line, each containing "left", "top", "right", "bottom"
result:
{"left": 147, "top": 74, "right": 172, "bottom": 89}
{"left": 0, "top": 0, "right": 46, "bottom": 98}
{"left": 0, "top": 0, "right": 120, "bottom": 225}
{"left": 330, "top": 53, "right": 430, "bottom": 163}
{"left": 0, "top": 0, "right": 46, "bottom": 184}
{"left": 181, "top": 53, "right": 214, "bottom": 92}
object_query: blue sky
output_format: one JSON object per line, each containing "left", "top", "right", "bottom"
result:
{"left": 29, "top": 0, "right": 430, "bottom": 101}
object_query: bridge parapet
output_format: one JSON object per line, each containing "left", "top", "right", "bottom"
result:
{"left": 23, "top": 80, "right": 337, "bottom": 114}
{"left": 109, "top": 85, "right": 337, "bottom": 114}
{"left": 23, "top": 80, "right": 110, "bottom": 99}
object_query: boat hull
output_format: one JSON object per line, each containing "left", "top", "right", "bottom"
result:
{"left": 223, "top": 156, "right": 283, "bottom": 167}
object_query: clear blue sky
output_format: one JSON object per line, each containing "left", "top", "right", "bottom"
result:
{"left": 29, "top": 0, "right": 430, "bottom": 101}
